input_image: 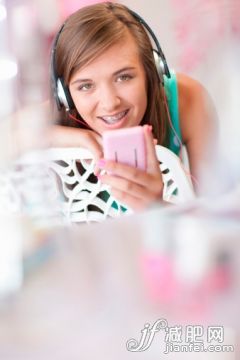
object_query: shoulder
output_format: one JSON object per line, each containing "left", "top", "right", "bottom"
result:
{"left": 174, "top": 73, "right": 218, "bottom": 180}
{"left": 175, "top": 72, "right": 218, "bottom": 144}
{"left": 176, "top": 72, "right": 214, "bottom": 121}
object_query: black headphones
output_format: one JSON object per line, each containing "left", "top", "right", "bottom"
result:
{"left": 51, "top": 6, "right": 171, "bottom": 112}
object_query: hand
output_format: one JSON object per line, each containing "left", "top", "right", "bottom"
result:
{"left": 96, "top": 125, "right": 163, "bottom": 211}
{"left": 50, "top": 125, "right": 103, "bottom": 162}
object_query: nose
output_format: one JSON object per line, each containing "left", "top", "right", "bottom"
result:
{"left": 98, "top": 84, "right": 121, "bottom": 112}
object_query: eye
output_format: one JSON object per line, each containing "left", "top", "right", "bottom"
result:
{"left": 78, "top": 83, "right": 93, "bottom": 91}
{"left": 116, "top": 74, "right": 133, "bottom": 82}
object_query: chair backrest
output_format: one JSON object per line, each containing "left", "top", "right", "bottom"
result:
{"left": 155, "top": 145, "right": 195, "bottom": 203}
{"left": 1, "top": 145, "right": 195, "bottom": 223}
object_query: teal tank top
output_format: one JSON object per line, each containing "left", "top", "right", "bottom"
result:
{"left": 164, "top": 70, "right": 182, "bottom": 156}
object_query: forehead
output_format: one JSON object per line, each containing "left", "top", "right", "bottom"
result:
{"left": 98, "top": 32, "right": 140, "bottom": 62}
{"left": 71, "top": 31, "right": 142, "bottom": 79}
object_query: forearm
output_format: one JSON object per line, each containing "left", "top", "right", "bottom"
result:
{"left": 49, "top": 125, "right": 81, "bottom": 147}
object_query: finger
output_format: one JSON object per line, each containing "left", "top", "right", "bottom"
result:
{"left": 97, "top": 159, "right": 152, "bottom": 187}
{"left": 79, "top": 131, "right": 103, "bottom": 175}
{"left": 85, "top": 131, "right": 103, "bottom": 159}
{"left": 88, "top": 144, "right": 103, "bottom": 163}
{"left": 92, "top": 132, "right": 103, "bottom": 147}
{"left": 99, "top": 172, "right": 159, "bottom": 201}
{"left": 110, "top": 187, "right": 148, "bottom": 211}
{"left": 143, "top": 125, "right": 160, "bottom": 173}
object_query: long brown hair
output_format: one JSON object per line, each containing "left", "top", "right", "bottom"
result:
{"left": 53, "top": 2, "right": 169, "bottom": 146}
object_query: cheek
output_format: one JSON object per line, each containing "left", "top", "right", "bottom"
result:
{"left": 71, "top": 94, "right": 91, "bottom": 117}
{"left": 135, "top": 75, "right": 147, "bottom": 107}
{"left": 125, "top": 81, "right": 147, "bottom": 107}
{"left": 136, "top": 84, "right": 148, "bottom": 114}
{"left": 74, "top": 100, "right": 85, "bottom": 115}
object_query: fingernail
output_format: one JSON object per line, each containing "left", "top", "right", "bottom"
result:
{"left": 97, "top": 159, "right": 106, "bottom": 168}
{"left": 147, "top": 125, "right": 152, "bottom": 133}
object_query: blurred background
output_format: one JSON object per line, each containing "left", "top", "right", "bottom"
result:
{"left": 1, "top": 0, "right": 240, "bottom": 187}
{"left": 0, "top": 0, "right": 239, "bottom": 359}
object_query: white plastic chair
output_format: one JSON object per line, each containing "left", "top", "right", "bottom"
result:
{"left": 2, "top": 145, "right": 195, "bottom": 223}
{"left": 155, "top": 145, "right": 195, "bottom": 204}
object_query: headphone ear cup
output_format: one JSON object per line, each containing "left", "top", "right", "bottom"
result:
{"left": 57, "top": 77, "right": 75, "bottom": 111}
{"left": 153, "top": 50, "right": 165, "bottom": 86}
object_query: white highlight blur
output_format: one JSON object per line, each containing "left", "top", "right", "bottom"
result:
{"left": 0, "top": 214, "right": 23, "bottom": 297}
{"left": 0, "top": 3, "right": 7, "bottom": 22}
{"left": 0, "top": 58, "right": 18, "bottom": 80}
{"left": 0, "top": 58, "right": 18, "bottom": 118}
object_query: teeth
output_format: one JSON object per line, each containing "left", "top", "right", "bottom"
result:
{"left": 101, "top": 110, "right": 127, "bottom": 124}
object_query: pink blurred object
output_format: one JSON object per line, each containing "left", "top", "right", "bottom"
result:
{"left": 60, "top": 0, "right": 110, "bottom": 18}
{"left": 140, "top": 250, "right": 232, "bottom": 321}
{"left": 202, "top": 263, "right": 232, "bottom": 293}
{"left": 140, "top": 252, "right": 178, "bottom": 303}
{"left": 170, "top": 0, "right": 239, "bottom": 71}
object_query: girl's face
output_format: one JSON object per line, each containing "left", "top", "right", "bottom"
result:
{"left": 69, "top": 32, "right": 147, "bottom": 135}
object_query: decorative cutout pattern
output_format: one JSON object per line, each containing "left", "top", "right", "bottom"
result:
{"left": 0, "top": 146, "right": 195, "bottom": 223}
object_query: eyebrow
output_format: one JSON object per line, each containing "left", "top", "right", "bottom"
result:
{"left": 113, "top": 66, "right": 136, "bottom": 76}
{"left": 70, "top": 67, "right": 136, "bottom": 85}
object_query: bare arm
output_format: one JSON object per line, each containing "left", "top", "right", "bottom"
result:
{"left": 29, "top": 101, "right": 103, "bottom": 161}
{"left": 177, "top": 73, "right": 218, "bottom": 187}
{"left": 49, "top": 124, "right": 103, "bottom": 161}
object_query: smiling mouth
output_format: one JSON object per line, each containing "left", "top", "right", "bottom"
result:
{"left": 99, "top": 110, "right": 129, "bottom": 124}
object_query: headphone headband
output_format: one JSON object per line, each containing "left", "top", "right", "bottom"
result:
{"left": 51, "top": 5, "right": 171, "bottom": 111}
{"left": 128, "top": 9, "right": 170, "bottom": 79}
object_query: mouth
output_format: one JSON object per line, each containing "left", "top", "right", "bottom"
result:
{"left": 98, "top": 109, "right": 129, "bottom": 125}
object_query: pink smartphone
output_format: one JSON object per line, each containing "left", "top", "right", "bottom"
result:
{"left": 102, "top": 126, "right": 146, "bottom": 170}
